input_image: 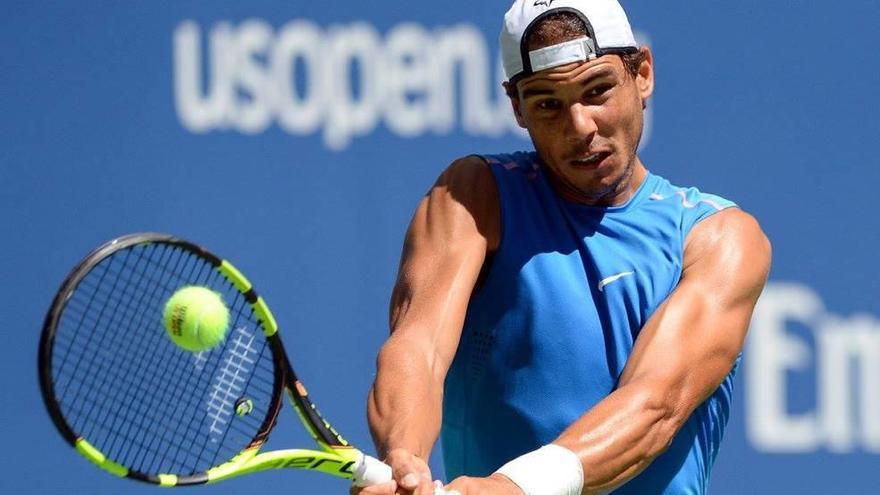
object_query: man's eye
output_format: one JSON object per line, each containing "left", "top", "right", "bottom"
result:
{"left": 587, "top": 84, "right": 613, "bottom": 98}
{"left": 537, "top": 99, "right": 561, "bottom": 111}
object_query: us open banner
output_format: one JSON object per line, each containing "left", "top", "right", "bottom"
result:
{"left": 2, "top": 2, "right": 877, "bottom": 494}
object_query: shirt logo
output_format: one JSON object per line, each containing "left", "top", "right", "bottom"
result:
{"left": 534, "top": 0, "right": 556, "bottom": 6}
{"left": 598, "top": 271, "right": 635, "bottom": 292}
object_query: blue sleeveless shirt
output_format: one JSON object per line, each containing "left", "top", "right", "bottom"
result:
{"left": 441, "top": 152, "right": 738, "bottom": 494}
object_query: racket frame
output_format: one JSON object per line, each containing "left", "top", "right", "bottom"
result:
{"left": 38, "top": 233, "right": 374, "bottom": 486}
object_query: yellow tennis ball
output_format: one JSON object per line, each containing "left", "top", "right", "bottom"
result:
{"left": 163, "top": 286, "right": 230, "bottom": 352}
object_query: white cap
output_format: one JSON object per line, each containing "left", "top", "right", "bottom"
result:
{"left": 501, "top": 0, "right": 639, "bottom": 82}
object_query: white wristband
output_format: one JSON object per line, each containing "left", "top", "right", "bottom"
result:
{"left": 495, "top": 444, "right": 584, "bottom": 495}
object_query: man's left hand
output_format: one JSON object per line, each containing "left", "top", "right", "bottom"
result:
{"left": 441, "top": 473, "right": 525, "bottom": 494}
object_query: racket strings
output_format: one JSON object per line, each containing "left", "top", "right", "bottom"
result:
{"left": 122, "top": 248, "right": 225, "bottom": 474}
{"left": 68, "top": 245, "right": 195, "bottom": 441}
{"left": 70, "top": 246, "right": 260, "bottom": 471}
{"left": 50, "top": 242, "right": 278, "bottom": 477}
{"left": 188, "top": 312, "right": 275, "bottom": 468}
{"left": 58, "top": 243, "right": 212, "bottom": 471}
{"left": 62, "top": 244, "right": 185, "bottom": 437}
{"left": 169, "top": 283, "right": 266, "bottom": 472}
{"left": 54, "top": 245, "right": 137, "bottom": 402}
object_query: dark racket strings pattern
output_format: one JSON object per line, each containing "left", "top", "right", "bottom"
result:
{"left": 38, "top": 233, "right": 391, "bottom": 487}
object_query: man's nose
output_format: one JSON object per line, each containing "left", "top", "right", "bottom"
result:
{"left": 568, "top": 103, "right": 598, "bottom": 138}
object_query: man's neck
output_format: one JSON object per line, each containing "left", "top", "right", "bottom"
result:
{"left": 548, "top": 158, "right": 649, "bottom": 207}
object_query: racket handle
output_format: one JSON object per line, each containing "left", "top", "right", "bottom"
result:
{"left": 352, "top": 453, "right": 393, "bottom": 487}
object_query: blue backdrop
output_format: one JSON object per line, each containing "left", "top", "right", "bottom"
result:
{"left": 2, "top": 1, "right": 878, "bottom": 493}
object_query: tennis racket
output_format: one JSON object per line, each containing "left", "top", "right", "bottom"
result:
{"left": 38, "top": 232, "right": 392, "bottom": 487}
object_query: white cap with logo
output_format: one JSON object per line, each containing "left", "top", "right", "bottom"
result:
{"left": 501, "top": 0, "right": 639, "bottom": 82}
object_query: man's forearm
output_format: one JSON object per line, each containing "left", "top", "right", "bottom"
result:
{"left": 367, "top": 335, "right": 445, "bottom": 460}
{"left": 552, "top": 381, "right": 687, "bottom": 494}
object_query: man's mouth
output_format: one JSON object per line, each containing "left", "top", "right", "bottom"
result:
{"left": 570, "top": 152, "right": 610, "bottom": 168}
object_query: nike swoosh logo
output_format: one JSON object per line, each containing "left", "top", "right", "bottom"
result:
{"left": 598, "top": 271, "right": 635, "bottom": 292}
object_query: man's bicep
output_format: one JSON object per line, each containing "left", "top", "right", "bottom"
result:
{"left": 618, "top": 209, "right": 771, "bottom": 411}
{"left": 387, "top": 156, "right": 500, "bottom": 372}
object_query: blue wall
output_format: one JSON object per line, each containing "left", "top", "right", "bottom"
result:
{"left": 2, "top": 1, "right": 878, "bottom": 493}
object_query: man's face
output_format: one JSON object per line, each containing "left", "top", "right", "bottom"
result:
{"left": 508, "top": 50, "right": 654, "bottom": 205}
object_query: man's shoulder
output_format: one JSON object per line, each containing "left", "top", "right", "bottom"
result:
{"left": 438, "top": 155, "right": 496, "bottom": 191}
{"left": 686, "top": 207, "right": 769, "bottom": 256}
{"left": 433, "top": 155, "right": 502, "bottom": 250}
{"left": 681, "top": 206, "right": 772, "bottom": 300}
{"left": 664, "top": 173, "right": 769, "bottom": 280}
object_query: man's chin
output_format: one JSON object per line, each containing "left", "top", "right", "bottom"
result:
{"left": 573, "top": 173, "right": 630, "bottom": 203}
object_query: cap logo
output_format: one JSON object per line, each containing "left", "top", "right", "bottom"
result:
{"left": 533, "top": 0, "right": 556, "bottom": 6}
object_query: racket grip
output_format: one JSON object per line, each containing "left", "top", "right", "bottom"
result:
{"left": 352, "top": 453, "right": 393, "bottom": 487}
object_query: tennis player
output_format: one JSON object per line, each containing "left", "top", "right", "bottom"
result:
{"left": 356, "top": 1, "right": 771, "bottom": 494}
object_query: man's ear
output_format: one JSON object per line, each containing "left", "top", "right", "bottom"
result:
{"left": 637, "top": 47, "right": 655, "bottom": 107}
{"left": 503, "top": 81, "right": 528, "bottom": 129}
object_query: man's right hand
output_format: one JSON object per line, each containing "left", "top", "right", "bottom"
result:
{"left": 350, "top": 449, "right": 438, "bottom": 495}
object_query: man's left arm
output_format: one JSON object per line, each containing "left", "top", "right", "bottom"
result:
{"left": 444, "top": 208, "right": 771, "bottom": 495}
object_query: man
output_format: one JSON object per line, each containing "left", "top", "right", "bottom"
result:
{"left": 357, "top": 0, "right": 771, "bottom": 494}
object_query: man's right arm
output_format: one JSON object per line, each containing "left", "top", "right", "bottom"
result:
{"left": 361, "top": 156, "right": 499, "bottom": 495}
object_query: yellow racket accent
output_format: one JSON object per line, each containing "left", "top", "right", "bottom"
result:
{"left": 253, "top": 297, "right": 278, "bottom": 336}
{"left": 219, "top": 260, "right": 252, "bottom": 293}
{"left": 158, "top": 474, "right": 178, "bottom": 487}
{"left": 205, "top": 447, "right": 362, "bottom": 482}
{"left": 206, "top": 447, "right": 260, "bottom": 482}
{"left": 75, "top": 438, "right": 128, "bottom": 478}
{"left": 218, "top": 260, "right": 278, "bottom": 336}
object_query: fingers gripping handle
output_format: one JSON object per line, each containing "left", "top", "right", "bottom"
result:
{"left": 352, "top": 453, "right": 393, "bottom": 487}
{"left": 352, "top": 456, "right": 451, "bottom": 494}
